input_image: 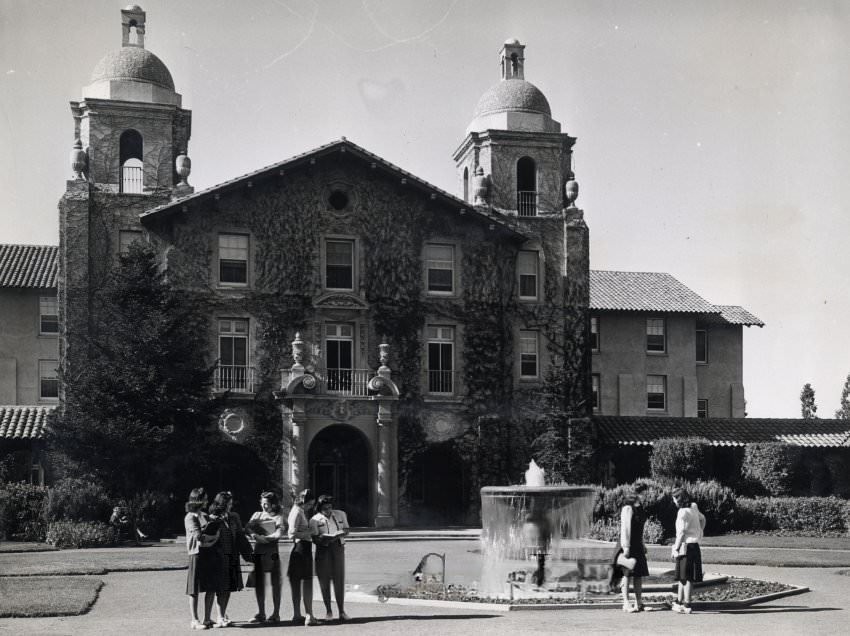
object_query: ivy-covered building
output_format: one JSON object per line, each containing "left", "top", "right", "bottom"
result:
{"left": 37, "top": 7, "right": 778, "bottom": 524}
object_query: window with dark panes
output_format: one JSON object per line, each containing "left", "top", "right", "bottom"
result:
{"left": 519, "top": 330, "right": 539, "bottom": 378}
{"left": 219, "top": 234, "right": 248, "bottom": 285}
{"left": 219, "top": 319, "right": 249, "bottom": 390}
{"left": 427, "top": 326, "right": 454, "bottom": 394}
{"left": 646, "top": 318, "right": 665, "bottom": 353}
{"left": 697, "top": 399, "right": 708, "bottom": 418}
{"left": 425, "top": 244, "right": 454, "bottom": 294}
{"left": 39, "top": 297, "right": 58, "bottom": 335}
{"left": 647, "top": 374, "right": 666, "bottom": 410}
{"left": 325, "top": 323, "right": 354, "bottom": 391}
{"left": 325, "top": 240, "right": 354, "bottom": 290}
{"left": 592, "top": 374, "right": 600, "bottom": 411}
{"left": 39, "top": 360, "right": 59, "bottom": 400}
{"left": 517, "top": 251, "right": 538, "bottom": 299}
{"left": 590, "top": 316, "right": 599, "bottom": 352}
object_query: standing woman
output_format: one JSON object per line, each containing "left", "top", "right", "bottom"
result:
{"left": 671, "top": 487, "right": 706, "bottom": 614}
{"left": 616, "top": 483, "right": 650, "bottom": 612}
{"left": 208, "top": 491, "right": 246, "bottom": 628}
{"left": 246, "top": 491, "right": 285, "bottom": 624}
{"left": 309, "top": 495, "right": 350, "bottom": 622}
{"left": 184, "top": 487, "right": 219, "bottom": 630}
{"left": 287, "top": 489, "right": 318, "bottom": 626}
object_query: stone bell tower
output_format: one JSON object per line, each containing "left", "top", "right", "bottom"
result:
{"left": 59, "top": 5, "right": 194, "bottom": 383}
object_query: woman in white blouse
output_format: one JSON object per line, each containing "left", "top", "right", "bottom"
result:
{"left": 309, "top": 495, "right": 350, "bottom": 621}
{"left": 287, "top": 489, "right": 318, "bottom": 626}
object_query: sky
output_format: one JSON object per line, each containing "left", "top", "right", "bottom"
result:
{"left": 1, "top": 0, "right": 848, "bottom": 418}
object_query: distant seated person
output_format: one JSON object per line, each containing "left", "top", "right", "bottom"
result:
{"left": 109, "top": 506, "right": 147, "bottom": 544}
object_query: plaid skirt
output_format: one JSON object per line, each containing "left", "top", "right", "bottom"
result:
{"left": 675, "top": 543, "right": 703, "bottom": 583}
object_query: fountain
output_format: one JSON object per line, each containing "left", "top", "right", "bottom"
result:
{"left": 479, "top": 460, "right": 603, "bottom": 599}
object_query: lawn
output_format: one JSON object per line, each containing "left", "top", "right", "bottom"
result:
{"left": 0, "top": 543, "right": 188, "bottom": 576}
{"left": 0, "top": 541, "right": 58, "bottom": 553}
{"left": 0, "top": 576, "right": 104, "bottom": 617}
{"left": 702, "top": 534, "right": 850, "bottom": 550}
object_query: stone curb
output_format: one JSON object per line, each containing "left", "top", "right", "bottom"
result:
{"left": 348, "top": 583, "right": 810, "bottom": 612}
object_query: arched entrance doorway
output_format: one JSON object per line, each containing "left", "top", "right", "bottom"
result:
{"left": 308, "top": 424, "right": 371, "bottom": 526}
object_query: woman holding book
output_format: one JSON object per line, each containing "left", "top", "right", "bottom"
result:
{"left": 287, "top": 488, "right": 318, "bottom": 626}
{"left": 309, "top": 495, "right": 350, "bottom": 621}
{"left": 184, "top": 487, "right": 219, "bottom": 630}
{"left": 610, "top": 482, "right": 650, "bottom": 612}
{"left": 246, "top": 491, "right": 285, "bottom": 624}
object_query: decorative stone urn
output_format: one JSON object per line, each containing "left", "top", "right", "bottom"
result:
{"left": 70, "top": 139, "right": 87, "bottom": 180}
{"left": 565, "top": 179, "right": 579, "bottom": 208}
{"left": 472, "top": 165, "right": 490, "bottom": 205}
{"left": 175, "top": 153, "right": 191, "bottom": 186}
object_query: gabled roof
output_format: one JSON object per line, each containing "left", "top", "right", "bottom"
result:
{"left": 589, "top": 270, "right": 763, "bottom": 327}
{"left": 0, "top": 244, "right": 57, "bottom": 288}
{"left": 0, "top": 405, "right": 54, "bottom": 440}
{"left": 595, "top": 416, "right": 850, "bottom": 448}
{"left": 141, "top": 138, "right": 526, "bottom": 240}
{"left": 589, "top": 270, "right": 717, "bottom": 314}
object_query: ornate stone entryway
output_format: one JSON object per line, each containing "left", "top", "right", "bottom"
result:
{"left": 308, "top": 423, "right": 370, "bottom": 526}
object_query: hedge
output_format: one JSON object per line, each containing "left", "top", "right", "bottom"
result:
{"left": 736, "top": 496, "right": 850, "bottom": 535}
{"left": 46, "top": 477, "right": 112, "bottom": 523}
{"left": 0, "top": 481, "right": 49, "bottom": 541}
{"left": 650, "top": 438, "right": 714, "bottom": 483}
{"left": 46, "top": 521, "right": 117, "bottom": 549}
{"left": 741, "top": 443, "right": 802, "bottom": 496}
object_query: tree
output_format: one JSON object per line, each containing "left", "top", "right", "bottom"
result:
{"left": 835, "top": 373, "right": 850, "bottom": 420}
{"left": 800, "top": 383, "right": 818, "bottom": 420}
{"left": 49, "top": 243, "right": 220, "bottom": 496}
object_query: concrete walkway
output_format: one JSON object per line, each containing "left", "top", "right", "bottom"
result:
{"left": 1, "top": 539, "right": 848, "bottom": 635}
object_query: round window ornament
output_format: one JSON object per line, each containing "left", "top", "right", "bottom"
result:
{"left": 328, "top": 190, "right": 349, "bottom": 211}
{"left": 219, "top": 410, "right": 245, "bottom": 438}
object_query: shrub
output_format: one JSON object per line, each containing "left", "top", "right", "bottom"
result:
{"left": 742, "top": 443, "right": 801, "bottom": 496}
{"left": 47, "top": 477, "right": 112, "bottom": 523}
{"left": 593, "top": 479, "right": 675, "bottom": 538}
{"left": 0, "top": 481, "right": 49, "bottom": 541}
{"left": 686, "top": 480, "right": 737, "bottom": 535}
{"left": 650, "top": 438, "right": 713, "bottom": 483}
{"left": 735, "top": 496, "right": 850, "bottom": 535}
{"left": 45, "top": 521, "right": 117, "bottom": 548}
{"left": 585, "top": 515, "right": 664, "bottom": 544}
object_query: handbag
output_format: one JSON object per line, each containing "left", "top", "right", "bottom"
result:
{"left": 616, "top": 553, "right": 637, "bottom": 570}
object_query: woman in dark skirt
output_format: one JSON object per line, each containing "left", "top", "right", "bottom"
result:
{"left": 671, "top": 487, "right": 706, "bottom": 614}
{"left": 286, "top": 488, "right": 318, "bottom": 625}
{"left": 610, "top": 482, "right": 650, "bottom": 612}
{"left": 184, "top": 487, "right": 219, "bottom": 630}
{"left": 208, "top": 491, "right": 248, "bottom": 628}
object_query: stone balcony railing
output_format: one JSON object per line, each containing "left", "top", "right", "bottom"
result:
{"left": 214, "top": 365, "right": 255, "bottom": 393}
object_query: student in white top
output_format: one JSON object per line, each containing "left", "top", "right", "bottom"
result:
{"left": 670, "top": 487, "right": 706, "bottom": 614}
{"left": 287, "top": 488, "right": 318, "bottom": 626}
{"left": 246, "top": 491, "right": 285, "bottom": 624}
{"left": 309, "top": 495, "right": 350, "bottom": 622}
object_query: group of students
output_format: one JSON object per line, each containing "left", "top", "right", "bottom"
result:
{"left": 611, "top": 485, "right": 706, "bottom": 614}
{"left": 183, "top": 487, "right": 350, "bottom": 630}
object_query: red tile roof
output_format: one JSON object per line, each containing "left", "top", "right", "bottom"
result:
{"left": 0, "top": 244, "right": 57, "bottom": 288}
{"left": 0, "top": 405, "right": 54, "bottom": 440}
{"left": 595, "top": 416, "right": 850, "bottom": 448}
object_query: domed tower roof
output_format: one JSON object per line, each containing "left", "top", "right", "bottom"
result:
{"left": 472, "top": 79, "right": 551, "bottom": 118}
{"left": 90, "top": 46, "right": 175, "bottom": 90}
{"left": 466, "top": 39, "right": 559, "bottom": 134}
{"left": 81, "top": 5, "right": 181, "bottom": 106}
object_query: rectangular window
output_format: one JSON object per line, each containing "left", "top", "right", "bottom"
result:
{"left": 219, "top": 234, "right": 249, "bottom": 285}
{"left": 590, "top": 316, "right": 599, "bottom": 352}
{"left": 519, "top": 330, "right": 539, "bottom": 379}
{"left": 325, "top": 323, "right": 354, "bottom": 391}
{"left": 39, "top": 360, "right": 59, "bottom": 400}
{"left": 325, "top": 240, "right": 354, "bottom": 290}
{"left": 39, "top": 296, "right": 58, "bottom": 335}
{"left": 696, "top": 329, "right": 708, "bottom": 363}
{"left": 118, "top": 230, "right": 143, "bottom": 255}
{"left": 592, "top": 374, "right": 600, "bottom": 411}
{"left": 647, "top": 374, "right": 666, "bottom": 410}
{"left": 425, "top": 244, "right": 455, "bottom": 294}
{"left": 218, "top": 319, "right": 249, "bottom": 391}
{"left": 427, "top": 325, "right": 454, "bottom": 394}
{"left": 517, "top": 251, "right": 538, "bottom": 300}
{"left": 646, "top": 318, "right": 665, "bottom": 353}
{"left": 697, "top": 398, "right": 708, "bottom": 418}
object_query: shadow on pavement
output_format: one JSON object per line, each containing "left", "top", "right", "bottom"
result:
{"left": 709, "top": 606, "right": 841, "bottom": 615}
{"left": 233, "top": 614, "right": 501, "bottom": 628}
